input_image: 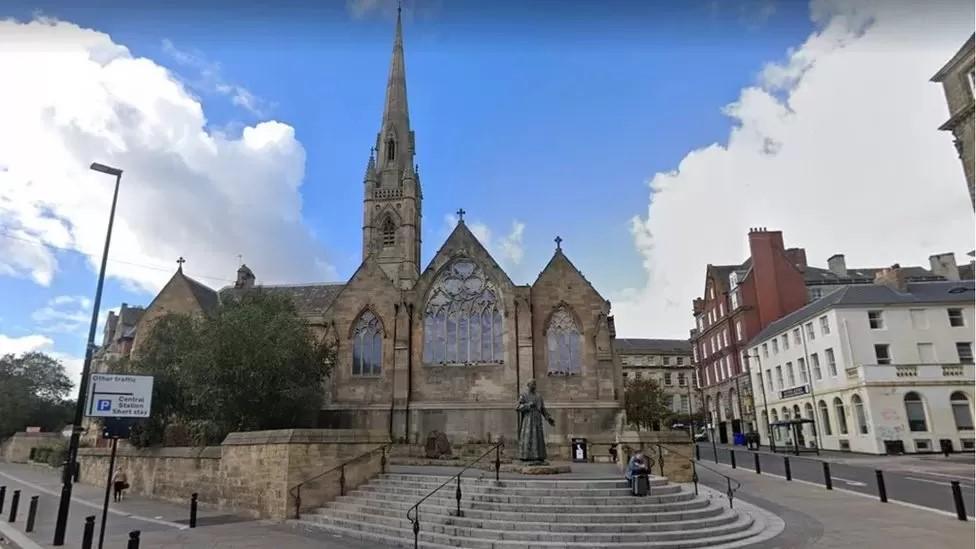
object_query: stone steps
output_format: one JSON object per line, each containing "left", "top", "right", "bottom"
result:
{"left": 290, "top": 471, "right": 771, "bottom": 548}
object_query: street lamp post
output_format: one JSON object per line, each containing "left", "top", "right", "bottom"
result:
{"left": 52, "top": 163, "right": 124, "bottom": 546}
{"left": 743, "top": 351, "right": 772, "bottom": 452}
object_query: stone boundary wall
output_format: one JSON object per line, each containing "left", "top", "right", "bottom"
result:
{"left": 78, "top": 429, "right": 390, "bottom": 519}
{"left": 617, "top": 431, "right": 695, "bottom": 482}
{"left": 0, "top": 432, "right": 64, "bottom": 463}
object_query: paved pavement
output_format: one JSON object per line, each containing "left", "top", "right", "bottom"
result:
{"left": 696, "top": 442, "right": 975, "bottom": 515}
{"left": 694, "top": 465, "right": 975, "bottom": 548}
{"left": 3, "top": 458, "right": 973, "bottom": 548}
{"left": 0, "top": 462, "right": 374, "bottom": 549}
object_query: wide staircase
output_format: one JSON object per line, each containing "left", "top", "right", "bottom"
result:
{"left": 291, "top": 470, "right": 771, "bottom": 548}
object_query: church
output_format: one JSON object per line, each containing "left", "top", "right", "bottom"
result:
{"left": 116, "top": 10, "right": 625, "bottom": 446}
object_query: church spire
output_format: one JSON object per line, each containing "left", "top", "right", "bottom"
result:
{"left": 380, "top": 5, "right": 410, "bottom": 152}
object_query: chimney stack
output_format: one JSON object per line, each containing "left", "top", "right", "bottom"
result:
{"left": 785, "top": 248, "right": 808, "bottom": 270}
{"left": 874, "top": 264, "right": 908, "bottom": 292}
{"left": 827, "top": 254, "right": 847, "bottom": 277}
{"left": 928, "top": 252, "right": 960, "bottom": 281}
{"left": 236, "top": 264, "right": 256, "bottom": 289}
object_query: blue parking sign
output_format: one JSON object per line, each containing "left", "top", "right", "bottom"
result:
{"left": 97, "top": 399, "right": 112, "bottom": 412}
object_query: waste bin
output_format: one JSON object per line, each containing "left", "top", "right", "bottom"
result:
{"left": 940, "top": 439, "right": 953, "bottom": 456}
{"left": 571, "top": 438, "right": 588, "bottom": 462}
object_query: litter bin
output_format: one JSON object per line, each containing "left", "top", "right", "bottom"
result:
{"left": 940, "top": 439, "right": 953, "bottom": 456}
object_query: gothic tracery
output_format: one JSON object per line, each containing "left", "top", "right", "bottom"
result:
{"left": 423, "top": 259, "right": 504, "bottom": 365}
{"left": 352, "top": 310, "right": 383, "bottom": 376}
{"left": 547, "top": 306, "right": 582, "bottom": 375}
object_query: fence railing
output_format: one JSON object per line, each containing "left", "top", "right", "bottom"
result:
{"left": 405, "top": 441, "right": 503, "bottom": 549}
{"left": 656, "top": 442, "right": 741, "bottom": 508}
{"left": 288, "top": 442, "right": 391, "bottom": 520}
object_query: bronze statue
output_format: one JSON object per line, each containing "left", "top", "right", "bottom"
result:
{"left": 516, "top": 380, "right": 554, "bottom": 463}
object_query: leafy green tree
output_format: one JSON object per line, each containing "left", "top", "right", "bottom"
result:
{"left": 623, "top": 377, "right": 673, "bottom": 431}
{"left": 127, "top": 292, "right": 334, "bottom": 446}
{"left": 0, "top": 352, "right": 75, "bottom": 439}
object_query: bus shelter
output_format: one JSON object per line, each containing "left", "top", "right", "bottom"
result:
{"left": 768, "top": 418, "right": 820, "bottom": 456}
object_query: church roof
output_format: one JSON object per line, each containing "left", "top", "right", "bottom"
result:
{"left": 614, "top": 338, "right": 692, "bottom": 355}
{"left": 218, "top": 283, "right": 345, "bottom": 316}
{"left": 182, "top": 272, "right": 220, "bottom": 314}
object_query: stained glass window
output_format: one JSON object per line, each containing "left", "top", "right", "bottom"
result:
{"left": 352, "top": 310, "right": 382, "bottom": 376}
{"left": 423, "top": 259, "right": 504, "bottom": 365}
{"left": 547, "top": 307, "right": 581, "bottom": 375}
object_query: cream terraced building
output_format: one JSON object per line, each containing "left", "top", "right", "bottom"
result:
{"left": 745, "top": 272, "right": 975, "bottom": 454}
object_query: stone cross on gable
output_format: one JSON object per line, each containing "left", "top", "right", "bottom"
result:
{"left": 554, "top": 236, "right": 562, "bottom": 250}
{"left": 456, "top": 208, "right": 466, "bottom": 222}
{"left": 177, "top": 256, "right": 186, "bottom": 272}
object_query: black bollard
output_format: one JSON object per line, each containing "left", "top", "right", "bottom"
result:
{"left": 730, "top": 449, "right": 736, "bottom": 469}
{"left": 454, "top": 476, "right": 462, "bottom": 517}
{"left": 784, "top": 457, "right": 792, "bottom": 481}
{"left": 754, "top": 452, "right": 761, "bottom": 474}
{"left": 0, "top": 485, "right": 5, "bottom": 515}
{"left": 875, "top": 470, "right": 887, "bottom": 503}
{"left": 658, "top": 444, "right": 665, "bottom": 477}
{"left": 951, "top": 481, "right": 967, "bottom": 521}
{"left": 822, "top": 462, "right": 832, "bottom": 490}
{"left": 81, "top": 515, "right": 96, "bottom": 549}
{"left": 26, "top": 495, "right": 38, "bottom": 532}
{"left": 7, "top": 489, "right": 19, "bottom": 523}
{"left": 127, "top": 530, "right": 141, "bottom": 549}
{"left": 695, "top": 444, "right": 700, "bottom": 461}
{"left": 190, "top": 492, "right": 198, "bottom": 528}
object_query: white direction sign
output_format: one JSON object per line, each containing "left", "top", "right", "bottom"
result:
{"left": 85, "top": 373, "right": 154, "bottom": 418}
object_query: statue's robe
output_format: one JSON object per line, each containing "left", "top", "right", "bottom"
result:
{"left": 516, "top": 391, "right": 551, "bottom": 462}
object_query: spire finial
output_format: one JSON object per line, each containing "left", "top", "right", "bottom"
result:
{"left": 456, "top": 208, "right": 466, "bottom": 223}
{"left": 554, "top": 236, "right": 562, "bottom": 250}
{"left": 177, "top": 256, "right": 186, "bottom": 272}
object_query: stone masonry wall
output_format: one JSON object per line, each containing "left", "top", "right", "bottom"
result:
{"left": 0, "top": 432, "right": 64, "bottom": 463}
{"left": 78, "top": 429, "right": 389, "bottom": 520}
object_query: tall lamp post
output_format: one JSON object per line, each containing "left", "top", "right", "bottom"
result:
{"left": 52, "top": 162, "right": 124, "bottom": 546}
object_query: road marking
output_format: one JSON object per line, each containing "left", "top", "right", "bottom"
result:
{"left": 0, "top": 519, "right": 45, "bottom": 549}
{"left": 905, "top": 476, "right": 976, "bottom": 489}
{"left": 833, "top": 477, "right": 867, "bottom": 487}
{"left": 906, "top": 469, "right": 976, "bottom": 481}
{"left": 0, "top": 471, "right": 188, "bottom": 530}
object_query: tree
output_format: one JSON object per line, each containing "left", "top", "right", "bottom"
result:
{"left": 126, "top": 292, "right": 334, "bottom": 447}
{"left": 0, "top": 352, "right": 74, "bottom": 439}
{"left": 623, "top": 377, "right": 672, "bottom": 431}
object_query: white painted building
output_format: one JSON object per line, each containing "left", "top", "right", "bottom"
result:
{"left": 745, "top": 273, "right": 975, "bottom": 454}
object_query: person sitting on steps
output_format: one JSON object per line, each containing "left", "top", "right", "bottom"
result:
{"left": 625, "top": 450, "right": 650, "bottom": 496}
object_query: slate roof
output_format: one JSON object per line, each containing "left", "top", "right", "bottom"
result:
{"left": 802, "top": 265, "right": 940, "bottom": 285}
{"left": 181, "top": 273, "right": 220, "bottom": 315}
{"left": 614, "top": 338, "right": 692, "bottom": 355}
{"left": 748, "top": 280, "right": 976, "bottom": 347}
{"left": 219, "top": 283, "right": 345, "bottom": 316}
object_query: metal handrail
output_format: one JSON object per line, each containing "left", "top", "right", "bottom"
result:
{"left": 656, "top": 442, "right": 742, "bottom": 508}
{"left": 406, "top": 441, "right": 503, "bottom": 549}
{"left": 289, "top": 442, "right": 391, "bottom": 519}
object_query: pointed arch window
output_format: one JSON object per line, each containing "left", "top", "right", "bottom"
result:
{"left": 381, "top": 216, "right": 396, "bottom": 247}
{"left": 352, "top": 310, "right": 383, "bottom": 376}
{"left": 547, "top": 306, "right": 582, "bottom": 376}
{"left": 423, "top": 258, "right": 504, "bottom": 365}
{"left": 386, "top": 137, "right": 396, "bottom": 161}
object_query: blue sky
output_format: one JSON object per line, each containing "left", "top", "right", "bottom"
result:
{"left": 2, "top": 0, "right": 973, "bottom": 381}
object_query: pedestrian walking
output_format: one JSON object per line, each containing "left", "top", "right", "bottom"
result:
{"left": 113, "top": 468, "right": 128, "bottom": 502}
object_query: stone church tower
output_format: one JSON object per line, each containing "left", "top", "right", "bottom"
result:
{"left": 362, "top": 7, "right": 422, "bottom": 290}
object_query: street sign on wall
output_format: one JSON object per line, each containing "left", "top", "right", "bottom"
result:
{"left": 85, "top": 373, "right": 154, "bottom": 418}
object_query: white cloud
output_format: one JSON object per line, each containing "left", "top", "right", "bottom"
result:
{"left": 443, "top": 214, "right": 526, "bottom": 271}
{"left": 347, "top": 0, "right": 387, "bottom": 19}
{"left": 0, "top": 333, "right": 54, "bottom": 355}
{"left": 162, "top": 38, "right": 270, "bottom": 117}
{"left": 614, "top": 0, "right": 975, "bottom": 338}
{"left": 31, "top": 295, "right": 92, "bottom": 334}
{"left": 0, "top": 18, "right": 334, "bottom": 294}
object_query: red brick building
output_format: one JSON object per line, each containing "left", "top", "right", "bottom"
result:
{"left": 690, "top": 228, "right": 807, "bottom": 444}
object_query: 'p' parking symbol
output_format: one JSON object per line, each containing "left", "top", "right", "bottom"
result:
{"left": 97, "top": 400, "right": 111, "bottom": 412}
